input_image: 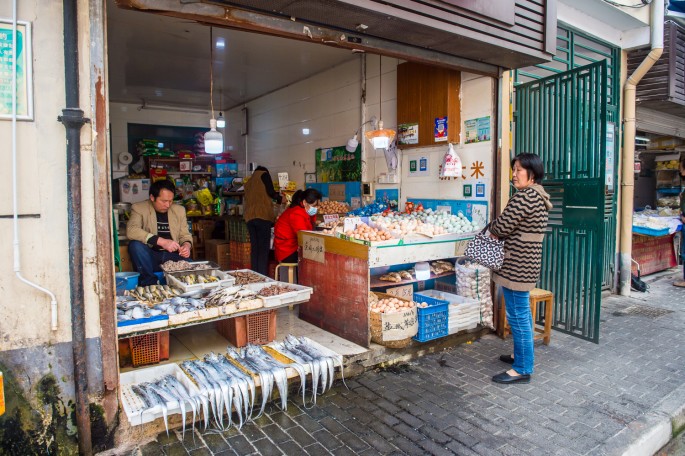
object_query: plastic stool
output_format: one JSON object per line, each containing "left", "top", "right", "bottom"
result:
{"left": 499, "top": 288, "right": 553, "bottom": 345}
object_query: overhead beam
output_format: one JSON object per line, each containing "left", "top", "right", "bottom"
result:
{"left": 115, "top": 0, "right": 501, "bottom": 77}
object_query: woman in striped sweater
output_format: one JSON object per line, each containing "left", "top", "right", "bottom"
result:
{"left": 490, "top": 153, "right": 552, "bottom": 384}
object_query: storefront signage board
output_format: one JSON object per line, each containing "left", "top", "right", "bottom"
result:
{"left": 302, "top": 234, "right": 325, "bottom": 263}
{"left": 0, "top": 20, "right": 33, "bottom": 120}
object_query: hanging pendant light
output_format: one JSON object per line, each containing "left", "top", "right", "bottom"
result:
{"left": 365, "top": 55, "right": 396, "bottom": 150}
{"left": 204, "top": 27, "right": 223, "bottom": 154}
{"left": 216, "top": 112, "right": 226, "bottom": 129}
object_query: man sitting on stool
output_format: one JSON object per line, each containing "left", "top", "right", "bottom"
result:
{"left": 126, "top": 179, "right": 193, "bottom": 286}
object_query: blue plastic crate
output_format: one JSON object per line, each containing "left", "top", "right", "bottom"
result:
{"left": 154, "top": 271, "right": 166, "bottom": 285}
{"left": 413, "top": 293, "right": 449, "bottom": 342}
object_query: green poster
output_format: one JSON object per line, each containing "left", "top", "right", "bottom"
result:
{"left": 315, "top": 145, "right": 361, "bottom": 182}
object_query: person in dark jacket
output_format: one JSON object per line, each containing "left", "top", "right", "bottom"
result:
{"left": 274, "top": 188, "right": 322, "bottom": 263}
{"left": 243, "top": 166, "right": 282, "bottom": 275}
{"left": 489, "top": 153, "right": 552, "bottom": 384}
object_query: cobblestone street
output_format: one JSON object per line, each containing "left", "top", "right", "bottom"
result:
{"left": 110, "top": 271, "right": 685, "bottom": 456}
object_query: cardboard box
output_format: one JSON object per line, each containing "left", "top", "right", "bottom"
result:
{"left": 118, "top": 179, "right": 150, "bottom": 203}
{"left": 118, "top": 245, "right": 134, "bottom": 272}
{"left": 205, "top": 239, "right": 231, "bottom": 270}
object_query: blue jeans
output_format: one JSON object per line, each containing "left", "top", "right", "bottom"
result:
{"left": 502, "top": 287, "right": 534, "bottom": 375}
{"left": 128, "top": 240, "right": 190, "bottom": 286}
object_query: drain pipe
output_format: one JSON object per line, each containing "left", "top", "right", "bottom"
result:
{"left": 10, "top": 0, "right": 59, "bottom": 330}
{"left": 618, "top": 0, "right": 664, "bottom": 296}
{"left": 57, "top": 0, "right": 92, "bottom": 453}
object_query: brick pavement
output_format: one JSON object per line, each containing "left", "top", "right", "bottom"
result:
{"left": 115, "top": 270, "right": 685, "bottom": 455}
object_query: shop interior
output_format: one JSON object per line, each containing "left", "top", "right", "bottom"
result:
{"left": 632, "top": 132, "right": 684, "bottom": 277}
{"left": 107, "top": 0, "right": 497, "bottom": 429}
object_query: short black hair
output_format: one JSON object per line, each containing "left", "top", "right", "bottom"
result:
{"left": 149, "top": 179, "right": 176, "bottom": 198}
{"left": 511, "top": 153, "right": 545, "bottom": 183}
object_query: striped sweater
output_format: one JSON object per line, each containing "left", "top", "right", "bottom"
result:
{"left": 490, "top": 184, "right": 552, "bottom": 291}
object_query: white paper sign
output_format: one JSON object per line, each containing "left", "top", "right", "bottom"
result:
{"left": 379, "top": 308, "right": 418, "bottom": 341}
{"left": 344, "top": 216, "right": 362, "bottom": 233}
{"left": 302, "top": 234, "right": 325, "bottom": 263}
{"left": 386, "top": 284, "right": 414, "bottom": 300}
{"left": 323, "top": 214, "right": 340, "bottom": 224}
{"left": 277, "top": 172, "right": 289, "bottom": 190}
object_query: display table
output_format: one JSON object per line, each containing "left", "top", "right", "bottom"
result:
{"left": 296, "top": 231, "right": 473, "bottom": 347}
{"left": 631, "top": 233, "right": 678, "bottom": 276}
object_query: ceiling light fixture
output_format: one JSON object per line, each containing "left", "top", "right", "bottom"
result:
{"left": 216, "top": 112, "right": 226, "bottom": 129}
{"left": 365, "top": 55, "right": 395, "bottom": 151}
{"left": 204, "top": 26, "right": 224, "bottom": 155}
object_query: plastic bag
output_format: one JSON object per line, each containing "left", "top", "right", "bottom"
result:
{"left": 455, "top": 259, "right": 494, "bottom": 329}
{"left": 439, "top": 143, "right": 462, "bottom": 178}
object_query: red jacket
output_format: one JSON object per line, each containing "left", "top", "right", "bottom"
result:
{"left": 274, "top": 205, "right": 315, "bottom": 262}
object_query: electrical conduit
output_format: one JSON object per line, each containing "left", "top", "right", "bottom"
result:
{"left": 619, "top": 0, "right": 664, "bottom": 296}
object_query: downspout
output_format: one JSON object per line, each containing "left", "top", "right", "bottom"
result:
{"left": 618, "top": 0, "right": 664, "bottom": 296}
{"left": 57, "top": 0, "right": 92, "bottom": 453}
{"left": 10, "top": 0, "right": 59, "bottom": 328}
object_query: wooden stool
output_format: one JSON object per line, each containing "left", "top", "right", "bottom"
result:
{"left": 274, "top": 263, "right": 298, "bottom": 310}
{"left": 499, "top": 288, "right": 553, "bottom": 345}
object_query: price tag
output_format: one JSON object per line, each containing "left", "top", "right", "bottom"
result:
{"left": 323, "top": 214, "right": 339, "bottom": 224}
{"left": 455, "top": 239, "right": 469, "bottom": 256}
{"left": 386, "top": 284, "right": 413, "bottom": 300}
{"left": 302, "top": 234, "right": 325, "bottom": 263}
{"left": 344, "top": 216, "right": 361, "bottom": 233}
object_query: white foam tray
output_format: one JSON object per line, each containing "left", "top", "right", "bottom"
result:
{"left": 165, "top": 269, "right": 236, "bottom": 294}
{"left": 245, "top": 281, "right": 313, "bottom": 308}
{"left": 120, "top": 363, "right": 201, "bottom": 426}
{"left": 225, "top": 269, "right": 275, "bottom": 285}
{"left": 267, "top": 336, "right": 343, "bottom": 376}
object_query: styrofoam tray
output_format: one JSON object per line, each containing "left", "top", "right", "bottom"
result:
{"left": 245, "top": 282, "right": 314, "bottom": 308}
{"left": 165, "top": 269, "right": 236, "bottom": 293}
{"left": 167, "top": 307, "right": 220, "bottom": 326}
{"left": 120, "top": 363, "right": 201, "bottom": 426}
{"left": 267, "top": 336, "right": 343, "bottom": 375}
{"left": 160, "top": 260, "right": 220, "bottom": 273}
{"left": 117, "top": 315, "right": 169, "bottom": 335}
{"left": 225, "top": 269, "right": 275, "bottom": 285}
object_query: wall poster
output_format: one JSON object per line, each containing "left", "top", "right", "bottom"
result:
{"left": 464, "top": 116, "right": 491, "bottom": 144}
{"left": 434, "top": 117, "right": 448, "bottom": 142}
{"left": 0, "top": 20, "right": 33, "bottom": 120}
{"left": 397, "top": 123, "right": 419, "bottom": 145}
{"left": 315, "top": 144, "right": 361, "bottom": 182}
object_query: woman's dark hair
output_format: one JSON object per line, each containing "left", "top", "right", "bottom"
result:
{"left": 291, "top": 188, "right": 322, "bottom": 208}
{"left": 149, "top": 179, "right": 176, "bottom": 198}
{"left": 511, "top": 153, "right": 545, "bottom": 183}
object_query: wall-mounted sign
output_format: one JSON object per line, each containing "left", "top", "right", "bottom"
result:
{"left": 434, "top": 117, "right": 448, "bottom": 142}
{"left": 0, "top": 20, "right": 33, "bottom": 120}
{"left": 398, "top": 122, "right": 419, "bottom": 145}
{"left": 605, "top": 122, "right": 615, "bottom": 191}
{"left": 302, "top": 234, "right": 325, "bottom": 263}
{"left": 464, "top": 116, "right": 491, "bottom": 144}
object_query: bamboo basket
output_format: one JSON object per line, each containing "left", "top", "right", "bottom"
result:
{"left": 369, "top": 292, "right": 417, "bottom": 348}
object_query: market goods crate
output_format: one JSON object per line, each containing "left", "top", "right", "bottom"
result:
{"left": 165, "top": 268, "right": 235, "bottom": 294}
{"left": 216, "top": 310, "right": 276, "bottom": 347}
{"left": 226, "top": 269, "right": 275, "bottom": 285}
{"left": 412, "top": 293, "right": 449, "bottom": 342}
{"left": 205, "top": 239, "right": 231, "bottom": 270}
{"left": 416, "top": 289, "right": 479, "bottom": 335}
{"left": 228, "top": 216, "right": 250, "bottom": 242}
{"left": 369, "top": 292, "right": 418, "bottom": 348}
{"left": 129, "top": 331, "right": 169, "bottom": 367}
{"left": 245, "top": 281, "right": 313, "bottom": 308}
{"left": 193, "top": 219, "right": 216, "bottom": 247}
{"left": 230, "top": 241, "right": 251, "bottom": 266}
{"left": 120, "top": 363, "right": 201, "bottom": 425}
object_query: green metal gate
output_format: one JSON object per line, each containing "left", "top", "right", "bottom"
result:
{"left": 514, "top": 60, "right": 608, "bottom": 343}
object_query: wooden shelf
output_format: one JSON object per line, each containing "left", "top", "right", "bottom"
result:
{"left": 369, "top": 269, "right": 455, "bottom": 288}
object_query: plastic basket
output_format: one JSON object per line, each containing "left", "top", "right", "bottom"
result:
{"left": 413, "top": 293, "right": 449, "bottom": 342}
{"left": 116, "top": 272, "right": 140, "bottom": 292}
{"left": 129, "top": 332, "right": 169, "bottom": 367}
{"left": 228, "top": 216, "right": 250, "bottom": 242}
{"left": 230, "top": 241, "right": 251, "bottom": 266}
{"left": 217, "top": 310, "right": 276, "bottom": 347}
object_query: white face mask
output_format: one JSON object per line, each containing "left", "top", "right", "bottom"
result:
{"left": 306, "top": 206, "right": 318, "bottom": 216}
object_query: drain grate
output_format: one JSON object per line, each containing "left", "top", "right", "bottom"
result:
{"left": 612, "top": 305, "right": 674, "bottom": 318}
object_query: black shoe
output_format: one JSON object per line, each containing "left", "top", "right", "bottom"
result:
{"left": 492, "top": 371, "right": 531, "bottom": 384}
{"left": 499, "top": 354, "right": 514, "bottom": 364}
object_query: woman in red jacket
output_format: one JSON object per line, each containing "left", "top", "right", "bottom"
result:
{"left": 274, "top": 188, "right": 322, "bottom": 263}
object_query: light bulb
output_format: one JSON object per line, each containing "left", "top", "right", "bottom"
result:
{"left": 216, "top": 112, "right": 226, "bottom": 129}
{"left": 204, "top": 119, "right": 223, "bottom": 154}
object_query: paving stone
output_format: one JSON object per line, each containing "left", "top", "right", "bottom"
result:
{"left": 291, "top": 412, "right": 324, "bottom": 433}
{"left": 156, "top": 431, "right": 180, "bottom": 446}
{"left": 319, "top": 416, "right": 349, "bottom": 436}
{"left": 360, "top": 430, "right": 399, "bottom": 454}
{"left": 163, "top": 442, "right": 190, "bottom": 456}
{"left": 335, "top": 430, "right": 370, "bottom": 453}
{"left": 276, "top": 440, "right": 305, "bottom": 455}
{"left": 238, "top": 423, "right": 268, "bottom": 442}
{"left": 226, "top": 435, "right": 255, "bottom": 455}
{"left": 287, "top": 425, "right": 317, "bottom": 447}
{"left": 393, "top": 422, "right": 424, "bottom": 442}
{"left": 311, "top": 429, "right": 343, "bottom": 451}
{"left": 269, "top": 411, "right": 298, "bottom": 430}
{"left": 139, "top": 442, "right": 165, "bottom": 456}
{"left": 250, "top": 438, "right": 283, "bottom": 456}
{"left": 200, "top": 434, "right": 230, "bottom": 453}
{"left": 188, "top": 448, "right": 213, "bottom": 456}
{"left": 390, "top": 435, "right": 427, "bottom": 455}
{"left": 331, "top": 445, "right": 357, "bottom": 456}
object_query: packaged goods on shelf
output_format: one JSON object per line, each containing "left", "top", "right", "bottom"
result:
{"left": 455, "top": 259, "right": 494, "bottom": 329}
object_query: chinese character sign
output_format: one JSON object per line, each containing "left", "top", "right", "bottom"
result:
{"left": 0, "top": 20, "right": 32, "bottom": 120}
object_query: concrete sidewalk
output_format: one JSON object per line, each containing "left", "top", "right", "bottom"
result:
{"left": 119, "top": 269, "right": 685, "bottom": 455}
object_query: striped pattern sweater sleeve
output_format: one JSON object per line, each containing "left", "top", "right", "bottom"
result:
{"left": 490, "top": 187, "right": 549, "bottom": 291}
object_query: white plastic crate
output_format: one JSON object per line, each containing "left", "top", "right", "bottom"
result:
{"left": 416, "top": 289, "right": 480, "bottom": 335}
{"left": 120, "top": 363, "right": 201, "bottom": 426}
{"left": 225, "top": 269, "right": 275, "bottom": 285}
{"left": 245, "top": 281, "right": 313, "bottom": 308}
{"left": 165, "top": 269, "right": 235, "bottom": 294}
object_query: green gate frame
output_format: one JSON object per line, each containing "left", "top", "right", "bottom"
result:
{"left": 514, "top": 60, "right": 608, "bottom": 343}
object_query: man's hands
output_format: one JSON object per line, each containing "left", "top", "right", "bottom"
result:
{"left": 179, "top": 242, "right": 192, "bottom": 258}
{"left": 157, "top": 237, "right": 181, "bottom": 253}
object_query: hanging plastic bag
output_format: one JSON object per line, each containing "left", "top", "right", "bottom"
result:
{"left": 439, "top": 143, "right": 462, "bottom": 178}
